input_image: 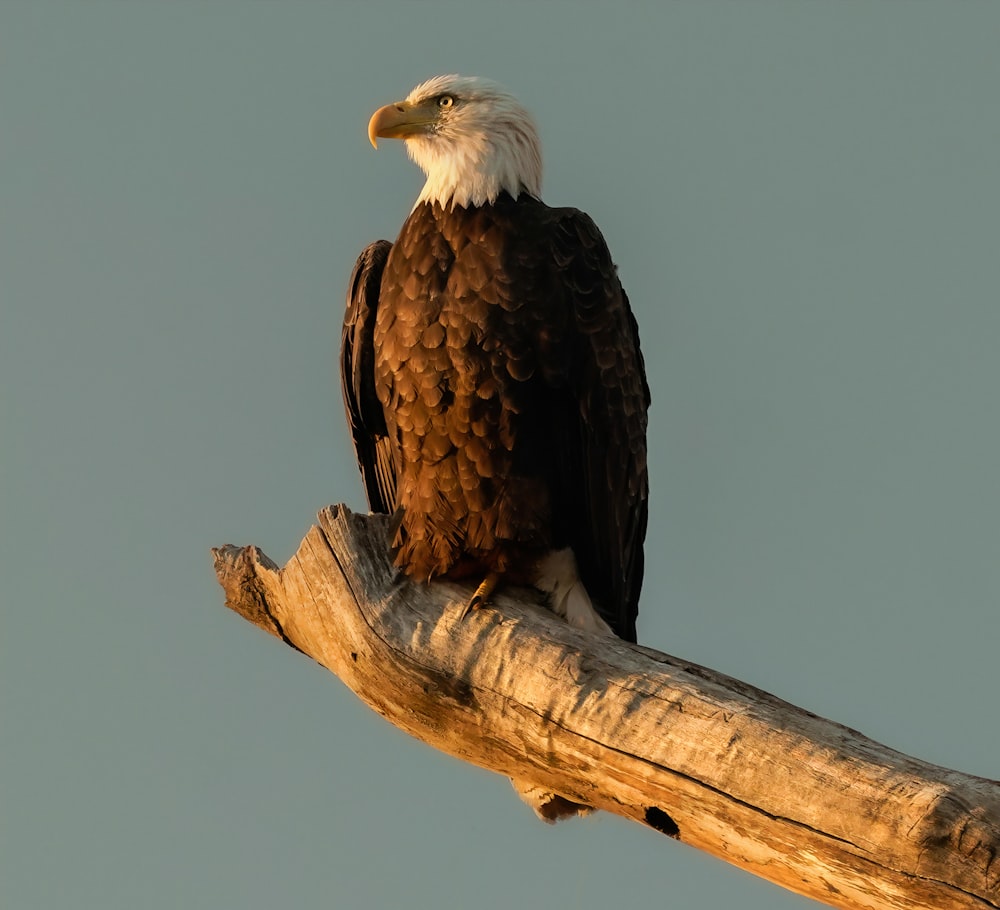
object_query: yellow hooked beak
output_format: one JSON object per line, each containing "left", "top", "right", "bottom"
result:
{"left": 367, "top": 99, "right": 440, "bottom": 148}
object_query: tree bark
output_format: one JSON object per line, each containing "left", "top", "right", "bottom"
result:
{"left": 212, "top": 505, "right": 999, "bottom": 910}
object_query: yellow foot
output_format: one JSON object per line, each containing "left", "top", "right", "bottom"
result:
{"left": 457, "top": 571, "right": 502, "bottom": 620}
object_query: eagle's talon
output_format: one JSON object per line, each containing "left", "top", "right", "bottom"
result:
{"left": 457, "top": 571, "right": 502, "bottom": 620}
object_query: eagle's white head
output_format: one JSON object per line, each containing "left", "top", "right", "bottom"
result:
{"left": 367, "top": 75, "right": 543, "bottom": 210}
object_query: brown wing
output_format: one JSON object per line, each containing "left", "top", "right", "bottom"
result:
{"left": 541, "top": 208, "right": 650, "bottom": 642}
{"left": 341, "top": 239, "right": 396, "bottom": 514}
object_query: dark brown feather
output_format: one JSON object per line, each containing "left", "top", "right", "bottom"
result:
{"left": 341, "top": 240, "right": 396, "bottom": 514}
{"left": 342, "top": 194, "right": 649, "bottom": 641}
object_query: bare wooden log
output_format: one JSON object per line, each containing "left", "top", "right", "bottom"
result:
{"left": 212, "top": 505, "right": 1000, "bottom": 910}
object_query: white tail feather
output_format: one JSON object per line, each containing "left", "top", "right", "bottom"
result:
{"left": 534, "top": 549, "right": 614, "bottom": 637}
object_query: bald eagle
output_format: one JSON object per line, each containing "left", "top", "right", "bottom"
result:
{"left": 342, "top": 75, "right": 649, "bottom": 643}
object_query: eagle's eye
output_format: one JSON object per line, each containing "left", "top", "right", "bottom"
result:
{"left": 436, "top": 95, "right": 455, "bottom": 110}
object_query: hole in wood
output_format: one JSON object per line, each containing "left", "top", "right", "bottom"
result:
{"left": 645, "top": 806, "right": 680, "bottom": 838}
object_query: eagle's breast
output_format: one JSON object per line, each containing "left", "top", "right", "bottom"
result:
{"left": 374, "top": 196, "right": 555, "bottom": 582}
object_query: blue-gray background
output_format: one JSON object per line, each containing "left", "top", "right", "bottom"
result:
{"left": 3, "top": 3, "right": 998, "bottom": 908}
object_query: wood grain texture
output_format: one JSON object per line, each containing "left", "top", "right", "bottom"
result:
{"left": 212, "top": 505, "right": 1000, "bottom": 910}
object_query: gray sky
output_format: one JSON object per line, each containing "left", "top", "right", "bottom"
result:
{"left": 4, "top": 2, "right": 998, "bottom": 908}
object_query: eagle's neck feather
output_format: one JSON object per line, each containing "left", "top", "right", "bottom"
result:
{"left": 405, "top": 114, "right": 542, "bottom": 210}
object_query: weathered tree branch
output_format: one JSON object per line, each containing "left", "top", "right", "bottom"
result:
{"left": 212, "top": 505, "right": 999, "bottom": 910}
